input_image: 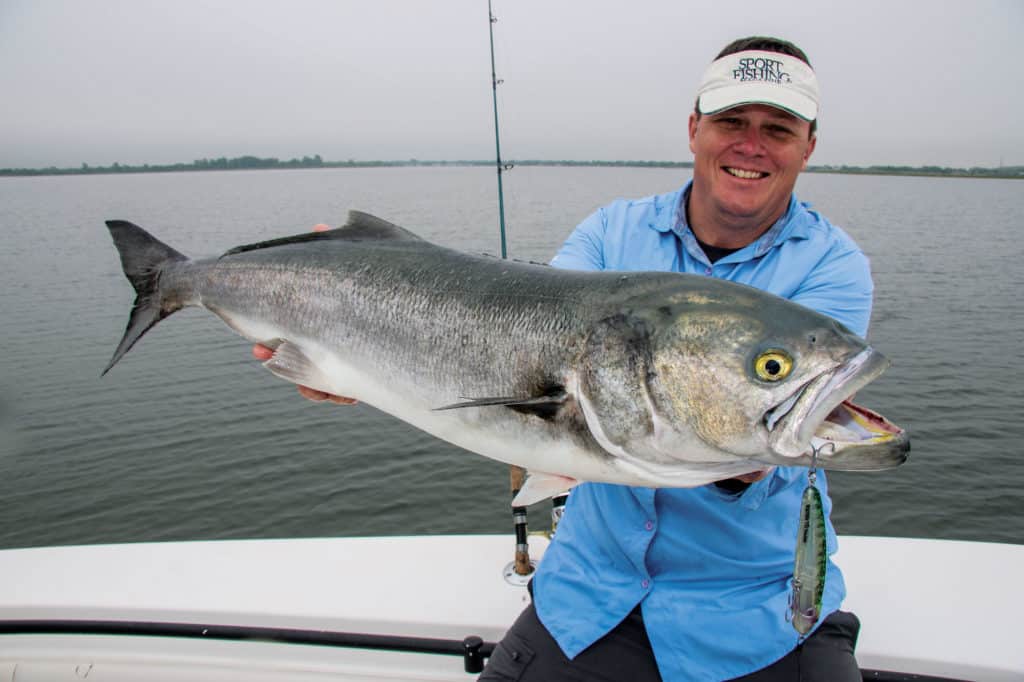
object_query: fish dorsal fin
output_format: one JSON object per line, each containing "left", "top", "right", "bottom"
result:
{"left": 222, "top": 211, "right": 422, "bottom": 257}
{"left": 337, "top": 210, "right": 424, "bottom": 241}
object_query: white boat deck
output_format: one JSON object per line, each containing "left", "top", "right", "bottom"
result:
{"left": 0, "top": 534, "right": 1020, "bottom": 681}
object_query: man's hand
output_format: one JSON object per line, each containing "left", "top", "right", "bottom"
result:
{"left": 734, "top": 468, "right": 775, "bottom": 483}
{"left": 251, "top": 344, "right": 358, "bottom": 404}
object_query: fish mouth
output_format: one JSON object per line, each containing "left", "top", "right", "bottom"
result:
{"left": 764, "top": 348, "right": 909, "bottom": 470}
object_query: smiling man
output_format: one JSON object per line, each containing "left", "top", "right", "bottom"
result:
{"left": 688, "top": 52, "right": 818, "bottom": 250}
{"left": 688, "top": 102, "right": 817, "bottom": 248}
{"left": 479, "top": 37, "right": 873, "bottom": 681}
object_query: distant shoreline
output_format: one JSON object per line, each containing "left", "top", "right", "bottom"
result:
{"left": 1, "top": 155, "right": 1021, "bottom": 180}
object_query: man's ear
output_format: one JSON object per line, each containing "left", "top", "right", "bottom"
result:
{"left": 688, "top": 112, "right": 700, "bottom": 155}
{"left": 802, "top": 134, "right": 817, "bottom": 170}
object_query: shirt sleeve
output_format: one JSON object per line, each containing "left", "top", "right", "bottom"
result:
{"left": 790, "top": 246, "right": 874, "bottom": 338}
{"left": 550, "top": 208, "right": 606, "bottom": 271}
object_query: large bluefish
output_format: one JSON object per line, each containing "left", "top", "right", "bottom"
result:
{"left": 104, "top": 211, "right": 908, "bottom": 504}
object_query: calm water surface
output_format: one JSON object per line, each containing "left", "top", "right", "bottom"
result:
{"left": 1, "top": 167, "right": 1021, "bottom": 548}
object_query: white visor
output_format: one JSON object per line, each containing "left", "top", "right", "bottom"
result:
{"left": 696, "top": 50, "right": 819, "bottom": 121}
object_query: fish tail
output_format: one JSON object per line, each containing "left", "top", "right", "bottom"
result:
{"left": 103, "top": 220, "right": 190, "bottom": 375}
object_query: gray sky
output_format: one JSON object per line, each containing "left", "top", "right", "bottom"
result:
{"left": 2, "top": 0, "right": 1021, "bottom": 169}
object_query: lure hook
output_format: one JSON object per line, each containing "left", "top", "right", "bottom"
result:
{"left": 807, "top": 441, "right": 836, "bottom": 485}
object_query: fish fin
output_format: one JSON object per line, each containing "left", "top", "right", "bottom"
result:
{"left": 512, "top": 472, "right": 578, "bottom": 507}
{"left": 262, "top": 341, "right": 336, "bottom": 395}
{"left": 339, "top": 211, "right": 425, "bottom": 241}
{"left": 103, "top": 220, "right": 189, "bottom": 375}
{"left": 434, "top": 390, "right": 567, "bottom": 420}
{"left": 222, "top": 211, "right": 422, "bottom": 257}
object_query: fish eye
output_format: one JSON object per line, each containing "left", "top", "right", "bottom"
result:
{"left": 754, "top": 350, "right": 793, "bottom": 382}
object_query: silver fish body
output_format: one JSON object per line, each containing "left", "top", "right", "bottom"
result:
{"left": 104, "top": 211, "right": 908, "bottom": 504}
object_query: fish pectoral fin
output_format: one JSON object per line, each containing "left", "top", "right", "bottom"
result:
{"left": 434, "top": 390, "right": 567, "bottom": 420}
{"left": 262, "top": 341, "right": 335, "bottom": 395}
{"left": 512, "top": 472, "right": 578, "bottom": 507}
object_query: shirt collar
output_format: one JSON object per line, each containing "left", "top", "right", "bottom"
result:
{"left": 649, "top": 181, "right": 811, "bottom": 262}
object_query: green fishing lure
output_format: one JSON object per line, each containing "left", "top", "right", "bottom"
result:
{"left": 789, "top": 471, "right": 827, "bottom": 636}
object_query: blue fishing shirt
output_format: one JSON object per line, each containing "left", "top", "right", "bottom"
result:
{"left": 536, "top": 182, "right": 874, "bottom": 681}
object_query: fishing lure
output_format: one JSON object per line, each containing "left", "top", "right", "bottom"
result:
{"left": 789, "top": 449, "right": 828, "bottom": 636}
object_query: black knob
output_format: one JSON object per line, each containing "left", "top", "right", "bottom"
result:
{"left": 463, "top": 635, "right": 485, "bottom": 673}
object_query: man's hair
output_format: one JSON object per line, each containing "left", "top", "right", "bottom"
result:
{"left": 714, "top": 36, "right": 812, "bottom": 67}
{"left": 695, "top": 36, "right": 817, "bottom": 136}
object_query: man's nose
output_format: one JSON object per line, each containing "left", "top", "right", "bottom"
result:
{"left": 732, "top": 126, "right": 766, "bottom": 155}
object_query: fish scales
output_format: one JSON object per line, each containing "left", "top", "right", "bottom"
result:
{"left": 149, "top": 238, "right": 651, "bottom": 481}
{"left": 180, "top": 240, "right": 678, "bottom": 412}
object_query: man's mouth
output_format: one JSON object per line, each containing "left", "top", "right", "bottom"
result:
{"left": 723, "top": 166, "right": 768, "bottom": 180}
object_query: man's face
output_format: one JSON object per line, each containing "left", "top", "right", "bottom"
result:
{"left": 688, "top": 104, "right": 816, "bottom": 237}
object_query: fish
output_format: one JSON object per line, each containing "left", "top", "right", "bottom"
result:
{"left": 103, "top": 211, "right": 909, "bottom": 505}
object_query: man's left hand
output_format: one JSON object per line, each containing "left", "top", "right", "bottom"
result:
{"left": 734, "top": 468, "right": 775, "bottom": 483}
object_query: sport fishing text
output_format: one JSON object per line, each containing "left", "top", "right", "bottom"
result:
{"left": 732, "top": 57, "right": 791, "bottom": 84}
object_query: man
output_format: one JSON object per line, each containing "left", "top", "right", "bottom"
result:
{"left": 259, "top": 36, "right": 870, "bottom": 681}
{"left": 478, "top": 36, "right": 870, "bottom": 681}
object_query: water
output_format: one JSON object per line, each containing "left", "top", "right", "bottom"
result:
{"left": 1, "top": 167, "right": 1021, "bottom": 549}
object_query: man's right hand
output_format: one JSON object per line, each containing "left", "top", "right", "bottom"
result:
{"left": 252, "top": 344, "right": 359, "bottom": 404}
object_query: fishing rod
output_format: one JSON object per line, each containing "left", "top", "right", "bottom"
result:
{"left": 487, "top": 0, "right": 511, "bottom": 260}
{"left": 487, "top": 0, "right": 533, "bottom": 581}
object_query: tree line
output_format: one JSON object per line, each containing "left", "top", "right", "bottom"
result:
{"left": 0, "top": 154, "right": 326, "bottom": 176}
{"left": 1, "top": 155, "right": 1021, "bottom": 178}
{"left": 807, "top": 164, "right": 1024, "bottom": 179}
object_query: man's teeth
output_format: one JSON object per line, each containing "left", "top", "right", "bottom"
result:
{"left": 725, "top": 167, "right": 766, "bottom": 179}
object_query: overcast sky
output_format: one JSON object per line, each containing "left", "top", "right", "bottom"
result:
{"left": 2, "top": 0, "right": 1021, "bottom": 169}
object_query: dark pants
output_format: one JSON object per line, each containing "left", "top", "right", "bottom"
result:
{"left": 479, "top": 602, "right": 861, "bottom": 682}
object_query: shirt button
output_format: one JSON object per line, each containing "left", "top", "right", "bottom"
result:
{"left": 644, "top": 520, "right": 654, "bottom": 531}
{"left": 704, "top": 267, "right": 712, "bottom": 275}
{"left": 641, "top": 579, "right": 650, "bottom": 589}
